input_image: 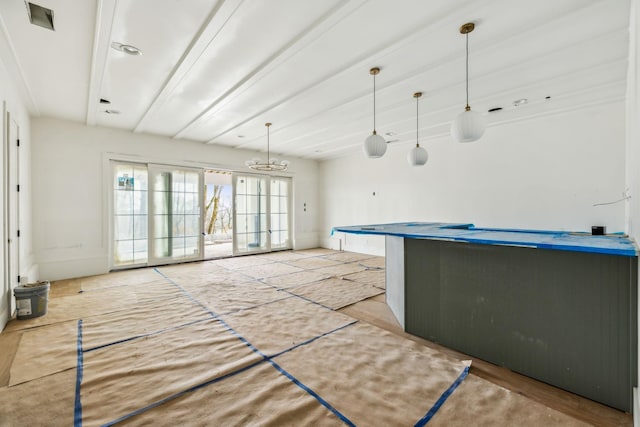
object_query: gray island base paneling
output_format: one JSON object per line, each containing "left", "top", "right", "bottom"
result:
{"left": 333, "top": 223, "right": 639, "bottom": 412}
{"left": 404, "top": 237, "right": 637, "bottom": 412}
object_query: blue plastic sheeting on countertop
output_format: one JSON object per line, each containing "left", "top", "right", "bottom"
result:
{"left": 331, "top": 222, "right": 638, "bottom": 257}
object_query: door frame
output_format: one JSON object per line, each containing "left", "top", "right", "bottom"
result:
{"left": 110, "top": 160, "right": 205, "bottom": 270}
{"left": 3, "top": 107, "right": 20, "bottom": 321}
{"left": 232, "top": 173, "right": 270, "bottom": 256}
{"left": 147, "top": 163, "right": 204, "bottom": 266}
{"left": 231, "top": 172, "right": 292, "bottom": 256}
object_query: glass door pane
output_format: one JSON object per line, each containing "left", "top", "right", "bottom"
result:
{"left": 233, "top": 174, "right": 268, "bottom": 255}
{"left": 270, "top": 177, "right": 291, "bottom": 250}
{"left": 113, "top": 162, "right": 148, "bottom": 267}
{"left": 149, "top": 165, "right": 203, "bottom": 265}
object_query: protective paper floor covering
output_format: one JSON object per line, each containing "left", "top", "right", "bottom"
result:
{"left": 235, "top": 262, "right": 305, "bottom": 279}
{"left": 0, "top": 370, "right": 76, "bottom": 427}
{"left": 429, "top": 373, "right": 590, "bottom": 426}
{"left": 210, "top": 255, "right": 276, "bottom": 270}
{"left": 261, "top": 270, "right": 332, "bottom": 289}
{"left": 0, "top": 250, "right": 598, "bottom": 426}
{"left": 81, "top": 294, "right": 212, "bottom": 351}
{"left": 8, "top": 320, "right": 77, "bottom": 386}
{"left": 119, "top": 362, "right": 343, "bottom": 426}
{"left": 358, "top": 256, "right": 385, "bottom": 269}
{"left": 324, "top": 252, "right": 379, "bottom": 263}
{"left": 223, "top": 296, "right": 357, "bottom": 356}
{"left": 274, "top": 321, "right": 471, "bottom": 426}
{"left": 80, "top": 319, "right": 263, "bottom": 427}
{"left": 4, "top": 280, "right": 181, "bottom": 332}
{"left": 287, "top": 278, "right": 384, "bottom": 309}
{"left": 283, "top": 256, "right": 343, "bottom": 270}
{"left": 343, "top": 269, "right": 386, "bottom": 289}
{"left": 189, "top": 281, "right": 286, "bottom": 314}
{"left": 80, "top": 269, "right": 163, "bottom": 291}
{"left": 314, "top": 262, "right": 368, "bottom": 277}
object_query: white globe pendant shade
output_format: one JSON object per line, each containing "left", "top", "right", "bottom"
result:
{"left": 364, "top": 132, "right": 387, "bottom": 158}
{"left": 407, "top": 144, "right": 428, "bottom": 166}
{"left": 451, "top": 108, "right": 486, "bottom": 143}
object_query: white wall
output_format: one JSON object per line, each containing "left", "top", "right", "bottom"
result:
{"left": 0, "top": 50, "right": 33, "bottom": 330}
{"left": 31, "top": 117, "right": 320, "bottom": 281}
{"left": 320, "top": 101, "right": 627, "bottom": 254}
{"left": 627, "top": 0, "right": 640, "bottom": 419}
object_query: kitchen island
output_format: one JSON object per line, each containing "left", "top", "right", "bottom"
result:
{"left": 332, "top": 222, "right": 638, "bottom": 412}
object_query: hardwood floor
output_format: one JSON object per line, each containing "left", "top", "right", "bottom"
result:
{"left": 339, "top": 294, "right": 633, "bottom": 426}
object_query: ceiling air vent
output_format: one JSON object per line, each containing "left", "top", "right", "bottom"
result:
{"left": 25, "top": 2, "right": 55, "bottom": 31}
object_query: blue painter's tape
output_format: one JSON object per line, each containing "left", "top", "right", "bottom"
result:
{"left": 414, "top": 365, "right": 470, "bottom": 426}
{"left": 332, "top": 222, "right": 639, "bottom": 257}
{"left": 280, "top": 288, "right": 335, "bottom": 311}
{"left": 270, "top": 321, "right": 358, "bottom": 359}
{"left": 74, "top": 319, "right": 84, "bottom": 427}
{"left": 268, "top": 359, "right": 356, "bottom": 427}
{"left": 100, "top": 358, "right": 268, "bottom": 427}
{"left": 83, "top": 317, "right": 211, "bottom": 353}
{"left": 154, "top": 268, "right": 268, "bottom": 358}
{"left": 219, "top": 295, "right": 294, "bottom": 316}
{"left": 153, "top": 268, "right": 218, "bottom": 318}
{"left": 100, "top": 268, "right": 357, "bottom": 426}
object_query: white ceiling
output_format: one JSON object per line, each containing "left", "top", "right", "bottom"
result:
{"left": 0, "top": 0, "right": 631, "bottom": 160}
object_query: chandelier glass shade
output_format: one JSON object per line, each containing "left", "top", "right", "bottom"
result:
{"left": 245, "top": 123, "right": 289, "bottom": 171}
{"left": 364, "top": 132, "right": 387, "bottom": 158}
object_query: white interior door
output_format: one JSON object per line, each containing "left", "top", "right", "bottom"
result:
{"left": 148, "top": 165, "right": 203, "bottom": 265}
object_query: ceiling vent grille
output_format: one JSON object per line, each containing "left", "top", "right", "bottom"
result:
{"left": 25, "top": 2, "right": 55, "bottom": 31}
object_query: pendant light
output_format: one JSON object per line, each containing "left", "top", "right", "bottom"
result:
{"left": 363, "top": 67, "right": 387, "bottom": 158}
{"left": 451, "top": 22, "right": 486, "bottom": 143}
{"left": 245, "top": 123, "right": 289, "bottom": 171}
{"left": 407, "top": 92, "right": 428, "bottom": 166}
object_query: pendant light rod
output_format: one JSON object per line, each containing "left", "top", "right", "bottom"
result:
{"left": 370, "top": 67, "right": 380, "bottom": 133}
{"left": 460, "top": 23, "right": 475, "bottom": 111}
{"left": 413, "top": 92, "right": 422, "bottom": 147}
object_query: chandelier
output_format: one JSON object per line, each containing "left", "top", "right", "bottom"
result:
{"left": 245, "top": 123, "right": 289, "bottom": 172}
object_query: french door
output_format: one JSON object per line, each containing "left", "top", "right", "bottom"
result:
{"left": 112, "top": 162, "right": 203, "bottom": 268}
{"left": 233, "top": 174, "right": 291, "bottom": 255}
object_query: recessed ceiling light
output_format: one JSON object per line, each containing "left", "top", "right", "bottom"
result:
{"left": 104, "top": 109, "right": 120, "bottom": 114}
{"left": 545, "top": 96, "right": 552, "bottom": 100}
{"left": 111, "top": 42, "right": 142, "bottom": 56}
{"left": 488, "top": 107, "right": 503, "bottom": 113}
{"left": 513, "top": 98, "right": 528, "bottom": 107}
{"left": 385, "top": 132, "right": 396, "bottom": 136}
